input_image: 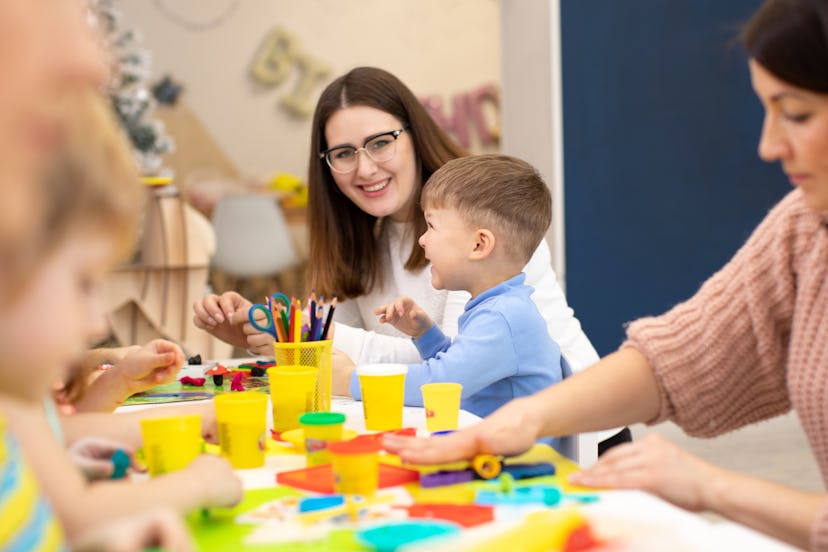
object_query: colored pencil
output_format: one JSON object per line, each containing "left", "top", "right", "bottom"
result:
{"left": 321, "top": 297, "right": 337, "bottom": 340}
{"left": 293, "top": 299, "right": 302, "bottom": 342}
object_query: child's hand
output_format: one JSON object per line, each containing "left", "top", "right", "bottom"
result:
{"left": 117, "top": 339, "right": 185, "bottom": 395}
{"left": 185, "top": 455, "right": 243, "bottom": 508}
{"left": 375, "top": 296, "right": 434, "bottom": 339}
{"left": 193, "top": 292, "right": 255, "bottom": 350}
{"left": 74, "top": 507, "right": 195, "bottom": 552}
{"left": 67, "top": 437, "right": 141, "bottom": 480}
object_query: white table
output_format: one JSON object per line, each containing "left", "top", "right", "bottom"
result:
{"left": 119, "top": 360, "right": 799, "bottom": 551}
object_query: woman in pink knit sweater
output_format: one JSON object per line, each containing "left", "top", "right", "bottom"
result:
{"left": 386, "top": 0, "right": 828, "bottom": 549}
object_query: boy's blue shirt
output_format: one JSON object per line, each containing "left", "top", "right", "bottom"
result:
{"left": 350, "top": 273, "right": 569, "bottom": 445}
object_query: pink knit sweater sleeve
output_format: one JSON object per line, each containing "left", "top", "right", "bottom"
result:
{"left": 623, "top": 192, "right": 808, "bottom": 437}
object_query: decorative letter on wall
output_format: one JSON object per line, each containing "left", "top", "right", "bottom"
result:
{"left": 250, "top": 27, "right": 330, "bottom": 118}
{"left": 419, "top": 84, "right": 500, "bottom": 149}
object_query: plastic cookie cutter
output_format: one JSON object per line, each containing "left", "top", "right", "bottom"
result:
{"left": 295, "top": 493, "right": 396, "bottom": 525}
{"left": 475, "top": 473, "right": 563, "bottom": 507}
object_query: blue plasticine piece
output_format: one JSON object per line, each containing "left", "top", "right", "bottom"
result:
{"left": 420, "top": 469, "right": 475, "bottom": 488}
{"left": 298, "top": 495, "right": 345, "bottom": 513}
{"left": 501, "top": 462, "right": 556, "bottom": 479}
{"left": 475, "top": 485, "right": 562, "bottom": 507}
{"left": 565, "top": 492, "right": 600, "bottom": 503}
{"left": 110, "top": 449, "right": 130, "bottom": 480}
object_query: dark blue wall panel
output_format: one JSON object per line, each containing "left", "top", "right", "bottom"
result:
{"left": 561, "top": 1, "right": 790, "bottom": 355}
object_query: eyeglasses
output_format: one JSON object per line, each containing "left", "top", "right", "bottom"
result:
{"left": 319, "top": 126, "right": 407, "bottom": 174}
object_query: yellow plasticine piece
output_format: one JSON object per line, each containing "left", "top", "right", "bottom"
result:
{"left": 296, "top": 493, "right": 395, "bottom": 525}
{"left": 471, "top": 454, "right": 502, "bottom": 479}
{"left": 466, "top": 509, "right": 588, "bottom": 552}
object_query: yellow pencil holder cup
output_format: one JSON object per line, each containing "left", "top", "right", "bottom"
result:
{"left": 299, "top": 411, "right": 345, "bottom": 466}
{"left": 139, "top": 414, "right": 202, "bottom": 476}
{"left": 268, "top": 366, "right": 318, "bottom": 433}
{"left": 357, "top": 364, "right": 408, "bottom": 431}
{"left": 421, "top": 382, "right": 463, "bottom": 432}
{"left": 272, "top": 339, "right": 332, "bottom": 412}
{"left": 214, "top": 392, "right": 269, "bottom": 469}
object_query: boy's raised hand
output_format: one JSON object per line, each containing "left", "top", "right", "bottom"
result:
{"left": 375, "top": 296, "right": 434, "bottom": 339}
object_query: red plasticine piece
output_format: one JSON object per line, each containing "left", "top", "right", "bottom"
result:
{"left": 179, "top": 376, "right": 206, "bottom": 387}
{"left": 230, "top": 372, "right": 244, "bottom": 391}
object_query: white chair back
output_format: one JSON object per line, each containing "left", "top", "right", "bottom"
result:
{"left": 211, "top": 194, "right": 299, "bottom": 278}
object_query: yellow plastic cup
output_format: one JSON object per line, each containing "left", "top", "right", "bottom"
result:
{"left": 299, "top": 411, "right": 345, "bottom": 466}
{"left": 421, "top": 382, "right": 463, "bottom": 432}
{"left": 214, "top": 392, "right": 268, "bottom": 469}
{"left": 268, "top": 366, "right": 318, "bottom": 433}
{"left": 139, "top": 414, "right": 202, "bottom": 476}
{"left": 329, "top": 439, "right": 381, "bottom": 496}
{"left": 357, "top": 364, "right": 408, "bottom": 431}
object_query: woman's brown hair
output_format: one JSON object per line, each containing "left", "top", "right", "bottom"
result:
{"left": 742, "top": 0, "right": 828, "bottom": 92}
{"left": 308, "top": 67, "right": 467, "bottom": 299}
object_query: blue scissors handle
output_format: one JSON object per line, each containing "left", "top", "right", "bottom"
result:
{"left": 269, "top": 292, "right": 291, "bottom": 310}
{"left": 248, "top": 304, "right": 278, "bottom": 340}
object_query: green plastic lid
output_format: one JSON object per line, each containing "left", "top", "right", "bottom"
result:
{"left": 299, "top": 412, "right": 346, "bottom": 426}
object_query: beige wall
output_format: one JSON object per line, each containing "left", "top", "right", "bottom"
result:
{"left": 119, "top": 0, "right": 500, "bottom": 180}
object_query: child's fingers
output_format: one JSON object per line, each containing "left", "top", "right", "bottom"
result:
{"left": 373, "top": 304, "right": 388, "bottom": 316}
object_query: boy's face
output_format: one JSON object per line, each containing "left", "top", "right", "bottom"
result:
{"left": 418, "top": 207, "right": 477, "bottom": 291}
{"left": 0, "top": 234, "right": 112, "bottom": 402}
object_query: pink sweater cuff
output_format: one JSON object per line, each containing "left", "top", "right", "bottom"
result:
{"left": 811, "top": 499, "right": 828, "bottom": 551}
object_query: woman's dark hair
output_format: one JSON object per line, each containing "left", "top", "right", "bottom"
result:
{"left": 308, "top": 67, "right": 467, "bottom": 299}
{"left": 742, "top": 0, "right": 828, "bottom": 92}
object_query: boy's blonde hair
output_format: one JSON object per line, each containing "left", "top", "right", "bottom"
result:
{"left": 421, "top": 154, "right": 552, "bottom": 264}
{"left": 2, "top": 90, "right": 143, "bottom": 301}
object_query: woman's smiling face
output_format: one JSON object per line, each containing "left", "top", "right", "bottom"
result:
{"left": 324, "top": 105, "right": 419, "bottom": 222}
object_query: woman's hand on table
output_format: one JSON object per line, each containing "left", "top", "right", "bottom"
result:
{"left": 383, "top": 396, "right": 542, "bottom": 464}
{"left": 193, "top": 292, "right": 255, "bottom": 350}
{"left": 569, "top": 433, "right": 716, "bottom": 512}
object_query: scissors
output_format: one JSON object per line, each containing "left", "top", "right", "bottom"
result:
{"left": 248, "top": 292, "right": 291, "bottom": 341}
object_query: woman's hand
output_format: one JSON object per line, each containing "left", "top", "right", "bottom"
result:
{"left": 374, "top": 296, "right": 433, "bottom": 339}
{"left": 192, "top": 292, "right": 255, "bottom": 350}
{"left": 569, "top": 433, "right": 716, "bottom": 512}
{"left": 383, "top": 396, "right": 542, "bottom": 464}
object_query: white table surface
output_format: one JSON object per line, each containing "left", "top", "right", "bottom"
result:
{"left": 119, "top": 359, "right": 799, "bottom": 551}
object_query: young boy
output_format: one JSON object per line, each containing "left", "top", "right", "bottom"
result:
{"left": 366, "top": 154, "right": 570, "bottom": 447}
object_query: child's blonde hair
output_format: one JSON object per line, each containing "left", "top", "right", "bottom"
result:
{"left": 0, "top": 90, "right": 143, "bottom": 305}
{"left": 421, "top": 154, "right": 552, "bottom": 264}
